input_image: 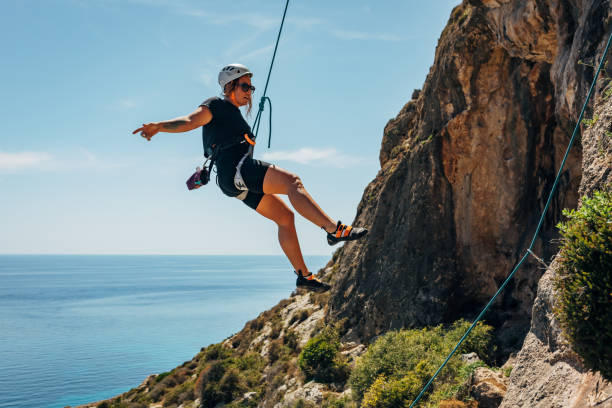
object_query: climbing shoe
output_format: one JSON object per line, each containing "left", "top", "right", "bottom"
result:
{"left": 326, "top": 220, "right": 368, "bottom": 246}
{"left": 295, "top": 271, "right": 331, "bottom": 292}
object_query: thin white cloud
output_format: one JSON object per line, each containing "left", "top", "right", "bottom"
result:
{"left": 74, "top": 149, "right": 126, "bottom": 171}
{"left": 0, "top": 149, "right": 126, "bottom": 174}
{"left": 286, "top": 17, "right": 326, "bottom": 29}
{"left": 260, "top": 147, "right": 359, "bottom": 167}
{"left": 107, "top": 98, "right": 137, "bottom": 111}
{"left": 81, "top": 0, "right": 273, "bottom": 29}
{"left": 119, "top": 99, "right": 137, "bottom": 109}
{"left": 209, "top": 14, "right": 280, "bottom": 31}
{"left": 241, "top": 44, "right": 274, "bottom": 62}
{"left": 222, "top": 32, "right": 265, "bottom": 59}
{"left": 0, "top": 151, "right": 53, "bottom": 173}
{"left": 178, "top": 7, "right": 207, "bottom": 18}
{"left": 199, "top": 72, "right": 214, "bottom": 87}
{"left": 330, "top": 29, "right": 403, "bottom": 42}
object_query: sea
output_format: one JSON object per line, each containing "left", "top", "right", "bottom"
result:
{"left": 0, "top": 255, "right": 329, "bottom": 408}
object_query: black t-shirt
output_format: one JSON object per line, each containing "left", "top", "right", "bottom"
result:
{"left": 200, "top": 97, "right": 254, "bottom": 193}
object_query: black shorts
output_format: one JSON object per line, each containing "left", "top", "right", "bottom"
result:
{"left": 216, "top": 157, "right": 272, "bottom": 210}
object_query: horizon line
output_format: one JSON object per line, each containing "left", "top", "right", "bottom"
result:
{"left": 0, "top": 253, "right": 332, "bottom": 256}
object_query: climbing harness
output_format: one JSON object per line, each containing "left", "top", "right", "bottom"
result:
{"left": 234, "top": 150, "right": 250, "bottom": 191}
{"left": 408, "top": 30, "right": 612, "bottom": 407}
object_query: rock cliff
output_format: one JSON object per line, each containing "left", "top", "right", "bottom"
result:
{"left": 325, "top": 0, "right": 609, "bottom": 357}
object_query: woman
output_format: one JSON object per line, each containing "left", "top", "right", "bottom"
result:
{"left": 133, "top": 63, "right": 367, "bottom": 291}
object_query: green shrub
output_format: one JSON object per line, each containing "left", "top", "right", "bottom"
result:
{"left": 361, "top": 374, "right": 422, "bottom": 408}
{"left": 425, "top": 361, "right": 485, "bottom": 406}
{"left": 322, "top": 395, "right": 358, "bottom": 408}
{"left": 163, "top": 381, "right": 194, "bottom": 406}
{"left": 555, "top": 189, "right": 612, "bottom": 380}
{"left": 98, "top": 401, "right": 129, "bottom": 408}
{"left": 292, "top": 399, "right": 316, "bottom": 408}
{"left": 195, "top": 347, "right": 266, "bottom": 407}
{"left": 284, "top": 329, "right": 300, "bottom": 351}
{"left": 298, "top": 327, "right": 349, "bottom": 383}
{"left": 235, "top": 352, "right": 265, "bottom": 372}
{"left": 349, "top": 320, "right": 493, "bottom": 404}
{"left": 449, "top": 320, "right": 495, "bottom": 363}
{"left": 290, "top": 309, "right": 312, "bottom": 326}
{"left": 268, "top": 339, "right": 284, "bottom": 363}
{"left": 155, "top": 371, "right": 171, "bottom": 383}
{"left": 581, "top": 115, "right": 599, "bottom": 128}
{"left": 248, "top": 315, "right": 265, "bottom": 331}
{"left": 270, "top": 320, "right": 283, "bottom": 339}
{"left": 204, "top": 343, "right": 232, "bottom": 362}
{"left": 219, "top": 367, "right": 247, "bottom": 402}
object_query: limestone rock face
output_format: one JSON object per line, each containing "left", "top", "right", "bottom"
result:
{"left": 578, "top": 88, "right": 612, "bottom": 196}
{"left": 326, "top": 0, "right": 609, "bottom": 354}
{"left": 470, "top": 367, "right": 508, "bottom": 408}
{"left": 274, "top": 381, "right": 324, "bottom": 408}
{"left": 500, "top": 94, "right": 612, "bottom": 408}
{"left": 499, "top": 262, "right": 612, "bottom": 408}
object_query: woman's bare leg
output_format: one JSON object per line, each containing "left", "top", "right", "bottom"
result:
{"left": 262, "top": 166, "right": 337, "bottom": 233}
{"left": 256, "top": 194, "right": 309, "bottom": 274}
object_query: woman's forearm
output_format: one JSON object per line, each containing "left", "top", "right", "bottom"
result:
{"left": 156, "top": 116, "right": 199, "bottom": 133}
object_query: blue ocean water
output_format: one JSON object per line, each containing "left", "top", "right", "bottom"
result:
{"left": 0, "top": 255, "right": 328, "bottom": 408}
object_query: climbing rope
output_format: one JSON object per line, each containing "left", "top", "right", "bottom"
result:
{"left": 251, "top": 0, "right": 290, "bottom": 149}
{"left": 408, "top": 30, "right": 612, "bottom": 408}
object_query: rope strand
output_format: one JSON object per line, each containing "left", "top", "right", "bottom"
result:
{"left": 251, "top": 0, "right": 290, "bottom": 149}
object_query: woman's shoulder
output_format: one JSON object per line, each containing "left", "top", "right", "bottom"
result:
{"left": 200, "top": 96, "right": 222, "bottom": 108}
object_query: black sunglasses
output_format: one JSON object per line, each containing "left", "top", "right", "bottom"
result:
{"left": 238, "top": 83, "right": 255, "bottom": 93}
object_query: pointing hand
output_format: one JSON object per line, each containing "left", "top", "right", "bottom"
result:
{"left": 132, "top": 123, "right": 160, "bottom": 141}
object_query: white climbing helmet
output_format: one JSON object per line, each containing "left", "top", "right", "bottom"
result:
{"left": 218, "top": 63, "right": 253, "bottom": 89}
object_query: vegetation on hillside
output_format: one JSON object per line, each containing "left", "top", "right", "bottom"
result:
{"left": 554, "top": 188, "right": 612, "bottom": 380}
{"left": 349, "top": 320, "right": 494, "bottom": 407}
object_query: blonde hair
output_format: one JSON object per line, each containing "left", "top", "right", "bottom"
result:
{"left": 223, "top": 78, "right": 253, "bottom": 116}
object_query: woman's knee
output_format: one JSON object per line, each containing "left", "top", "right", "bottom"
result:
{"left": 288, "top": 173, "right": 304, "bottom": 192}
{"left": 276, "top": 207, "right": 295, "bottom": 227}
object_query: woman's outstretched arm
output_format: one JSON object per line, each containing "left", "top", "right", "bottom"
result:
{"left": 132, "top": 106, "right": 212, "bottom": 141}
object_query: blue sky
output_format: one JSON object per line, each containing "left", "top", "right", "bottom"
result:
{"left": 0, "top": 0, "right": 460, "bottom": 256}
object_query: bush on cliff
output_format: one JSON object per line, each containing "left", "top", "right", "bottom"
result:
{"left": 555, "top": 189, "right": 612, "bottom": 380}
{"left": 298, "top": 326, "right": 349, "bottom": 383}
{"left": 195, "top": 346, "right": 265, "bottom": 407}
{"left": 349, "top": 320, "right": 493, "bottom": 406}
{"left": 360, "top": 374, "right": 423, "bottom": 408}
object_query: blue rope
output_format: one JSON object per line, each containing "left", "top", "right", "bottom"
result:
{"left": 251, "top": 0, "right": 289, "bottom": 149}
{"left": 253, "top": 97, "right": 273, "bottom": 148}
{"left": 408, "top": 30, "right": 612, "bottom": 407}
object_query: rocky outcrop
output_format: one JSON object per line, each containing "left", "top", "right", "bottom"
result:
{"left": 499, "top": 261, "right": 612, "bottom": 408}
{"left": 326, "top": 0, "right": 610, "bottom": 357}
{"left": 470, "top": 366, "right": 509, "bottom": 408}
{"left": 500, "top": 87, "right": 612, "bottom": 408}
